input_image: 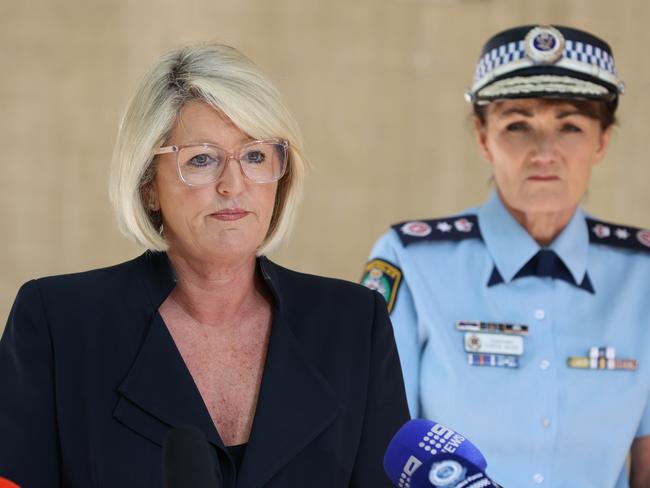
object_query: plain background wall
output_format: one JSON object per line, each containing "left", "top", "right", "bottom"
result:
{"left": 2, "top": 0, "right": 649, "bottom": 329}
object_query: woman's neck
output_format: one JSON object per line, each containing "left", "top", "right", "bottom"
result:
{"left": 499, "top": 196, "right": 577, "bottom": 247}
{"left": 165, "top": 249, "right": 267, "bottom": 327}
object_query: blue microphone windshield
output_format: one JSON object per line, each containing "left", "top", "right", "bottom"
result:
{"left": 384, "top": 419, "right": 487, "bottom": 487}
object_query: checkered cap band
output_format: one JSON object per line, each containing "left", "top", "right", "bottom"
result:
{"left": 474, "top": 39, "right": 616, "bottom": 82}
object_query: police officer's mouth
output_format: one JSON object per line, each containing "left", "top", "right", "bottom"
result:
{"left": 528, "top": 175, "right": 560, "bottom": 181}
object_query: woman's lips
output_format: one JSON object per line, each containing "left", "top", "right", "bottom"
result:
{"left": 528, "top": 175, "right": 560, "bottom": 181}
{"left": 210, "top": 208, "right": 250, "bottom": 221}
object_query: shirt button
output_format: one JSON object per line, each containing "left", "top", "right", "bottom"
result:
{"left": 541, "top": 417, "right": 551, "bottom": 428}
{"left": 533, "top": 473, "right": 544, "bottom": 484}
{"left": 535, "top": 309, "right": 546, "bottom": 320}
{"left": 539, "top": 360, "right": 550, "bottom": 370}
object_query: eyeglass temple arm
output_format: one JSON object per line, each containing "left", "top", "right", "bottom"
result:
{"left": 153, "top": 145, "right": 178, "bottom": 156}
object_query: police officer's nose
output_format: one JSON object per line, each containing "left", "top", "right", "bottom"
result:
{"left": 529, "top": 131, "right": 558, "bottom": 165}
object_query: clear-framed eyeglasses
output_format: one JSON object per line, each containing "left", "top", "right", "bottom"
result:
{"left": 153, "top": 138, "right": 289, "bottom": 186}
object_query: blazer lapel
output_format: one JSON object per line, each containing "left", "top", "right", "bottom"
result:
{"left": 236, "top": 261, "right": 341, "bottom": 487}
{"left": 111, "top": 252, "right": 221, "bottom": 450}
{"left": 113, "top": 312, "right": 223, "bottom": 450}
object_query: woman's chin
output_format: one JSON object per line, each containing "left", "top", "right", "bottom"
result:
{"left": 203, "top": 234, "right": 263, "bottom": 260}
{"left": 512, "top": 190, "right": 580, "bottom": 217}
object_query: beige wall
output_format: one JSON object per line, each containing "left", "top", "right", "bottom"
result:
{"left": 2, "top": 0, "right": 649, "bottom": 328}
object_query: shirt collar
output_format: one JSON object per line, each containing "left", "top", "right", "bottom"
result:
{"left": 548, "top": 206, "right": 590, "bottom": 286}
{"left": 478, "top": 191, "right": 589, "bottom": 286}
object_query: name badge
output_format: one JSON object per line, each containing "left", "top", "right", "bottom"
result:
{"left": 464, "top": 332, "right": 524, "bottom": 356}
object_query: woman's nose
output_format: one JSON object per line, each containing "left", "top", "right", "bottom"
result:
{"left": 529, "top": 132, "right": 557, "bottom": 164}
{"left": 216, "top": 157, "right": 246, "bottom": 195}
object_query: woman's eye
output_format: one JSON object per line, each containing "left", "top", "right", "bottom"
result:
{"left": 561, "top": 123, "right": 582, "bottom": 133}
{"left": 188, "top": 153, "right": 217, "bottom": 167}
{"left": 243, "top": 150, "right": 266, "bottom": 164}
{"left": 505, "top": 122, "right": 529, "bottom": 132}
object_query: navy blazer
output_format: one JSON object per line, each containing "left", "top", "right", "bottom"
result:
{"left": 0, "top": 252, "right": 409, "bottom": 487}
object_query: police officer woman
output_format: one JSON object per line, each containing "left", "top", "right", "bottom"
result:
{"left": 363, "top": 25, "right": 650, "bottom": 487}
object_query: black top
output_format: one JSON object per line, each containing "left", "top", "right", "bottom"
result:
{"left": 227, "top": 443, "right": 247, "bottom": 472}
{"left": 0, "top": 251, "right": 409, "bottom": 487}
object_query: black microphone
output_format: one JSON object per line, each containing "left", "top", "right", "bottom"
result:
{"left": 163, "top": 425, "right": 220, "bottom": 488}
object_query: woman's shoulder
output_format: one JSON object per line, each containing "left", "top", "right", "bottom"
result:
{"left": 32, "top": 253, "right": 147, "bottom": 292}
{"left": 260, "top": 258, "right": 378, "bottom": 311}
{"left": 15, "top": 253, "right": 163, "bottom": 316}
{"left": 263, "top": 258, "right": 371, "bottom": 294}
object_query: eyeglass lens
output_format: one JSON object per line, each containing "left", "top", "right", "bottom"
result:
{"left": 178, "top": 141, "right": 286, "bottom": 185}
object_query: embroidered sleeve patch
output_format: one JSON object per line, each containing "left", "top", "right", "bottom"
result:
{"left": 361, "top": 259, "right": 402, "bottom": 313}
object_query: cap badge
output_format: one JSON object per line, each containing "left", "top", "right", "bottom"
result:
{"left": 524, "top": 25, "right": 565, "bottom": 64}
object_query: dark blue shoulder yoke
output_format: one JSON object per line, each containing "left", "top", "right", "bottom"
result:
{"left": 586, "top": 217, "right": 650, "bottom": 254}
{"left": 391, "top": 214, "right": 482, "bottom": 247}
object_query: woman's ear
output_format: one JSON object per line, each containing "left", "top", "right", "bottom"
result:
{"left": 142, "top": 183, "right": 160, "bottom": 212}
{"left": 474, "top": 116, "right": 493, "bottom": 163}
{"left": 593, "top": 125, "right": 613, "bottom": 165}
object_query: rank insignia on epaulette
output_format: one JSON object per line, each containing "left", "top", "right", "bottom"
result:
{"left": 392, "top": 215, "right": 482, "bottom": 247}
{"left": 400, "top": 221, "right": 432, "bottom": 237}
{"left": 454, "top": 218, "right": 474, "bottom": 232}
{"left": 361, "top": 259, "right": 402, "bottom": 313}
{"left": 586, "top": 217, "right": 650, "bottom": 253}
{"left": 638, "top": 230, "right": 650, "bottom": 248}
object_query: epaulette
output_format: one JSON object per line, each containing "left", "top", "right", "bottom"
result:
{"left": 391, "top": 214, "right": 482, "bottom": 247}
{"left": 586, "top": 217, "right": 650, "bottom": 253}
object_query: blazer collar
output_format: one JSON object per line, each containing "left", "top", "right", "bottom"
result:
{"left": 114, "top": 252, "right": 340, "bottom": 487}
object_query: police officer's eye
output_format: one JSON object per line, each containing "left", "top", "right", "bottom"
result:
{"left": 561, "top": 123, "right": 582, "bottom": 133}
{"left": 505, "top": 122, "right": 529, "bottom": 132}
{"left": 243, "top": 150, "right": 266, "bottom": 164}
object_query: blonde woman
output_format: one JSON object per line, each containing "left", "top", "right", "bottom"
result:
{"left": 0, "top": 43, "right": 409, "bottom": 487}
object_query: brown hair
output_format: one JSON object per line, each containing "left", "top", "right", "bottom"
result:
{"left": 473, "top": 98, "right": 617, "bottom": 130}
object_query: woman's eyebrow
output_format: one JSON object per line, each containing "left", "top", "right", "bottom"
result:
{"left": 498, "top": 107, "right": 534, "bottom": 118}
{"left": 556, "top": 109, "right": 584, "bottom": 118}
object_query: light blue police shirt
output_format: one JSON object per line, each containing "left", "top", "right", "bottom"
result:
{"left": 364, "top": 191, "right": 650, "bottom": 488}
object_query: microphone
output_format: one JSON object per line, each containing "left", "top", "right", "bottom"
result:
{"left": 384, "top": 419, "right": 502, "bottom": 487}
{"left": 163, "top": 425, "right": 220, "bottom": 488}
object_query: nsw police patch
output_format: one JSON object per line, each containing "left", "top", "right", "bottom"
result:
{"left": 361, "top": 259, "right": 402, "bottom": 313}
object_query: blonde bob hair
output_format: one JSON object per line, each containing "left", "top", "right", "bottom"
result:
{"left": 109, "top": 43, "right": 305, "bottom": 255}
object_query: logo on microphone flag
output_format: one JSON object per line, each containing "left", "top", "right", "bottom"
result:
{"left": 411, "top": 452, "right": 500, "bottom": 488}
{"left": 384, "top": 419, "right": 488, "bottom": 487}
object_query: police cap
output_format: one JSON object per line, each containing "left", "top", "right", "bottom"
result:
{"left": 465, "top": 25, "right": 624, "bottom": 105}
